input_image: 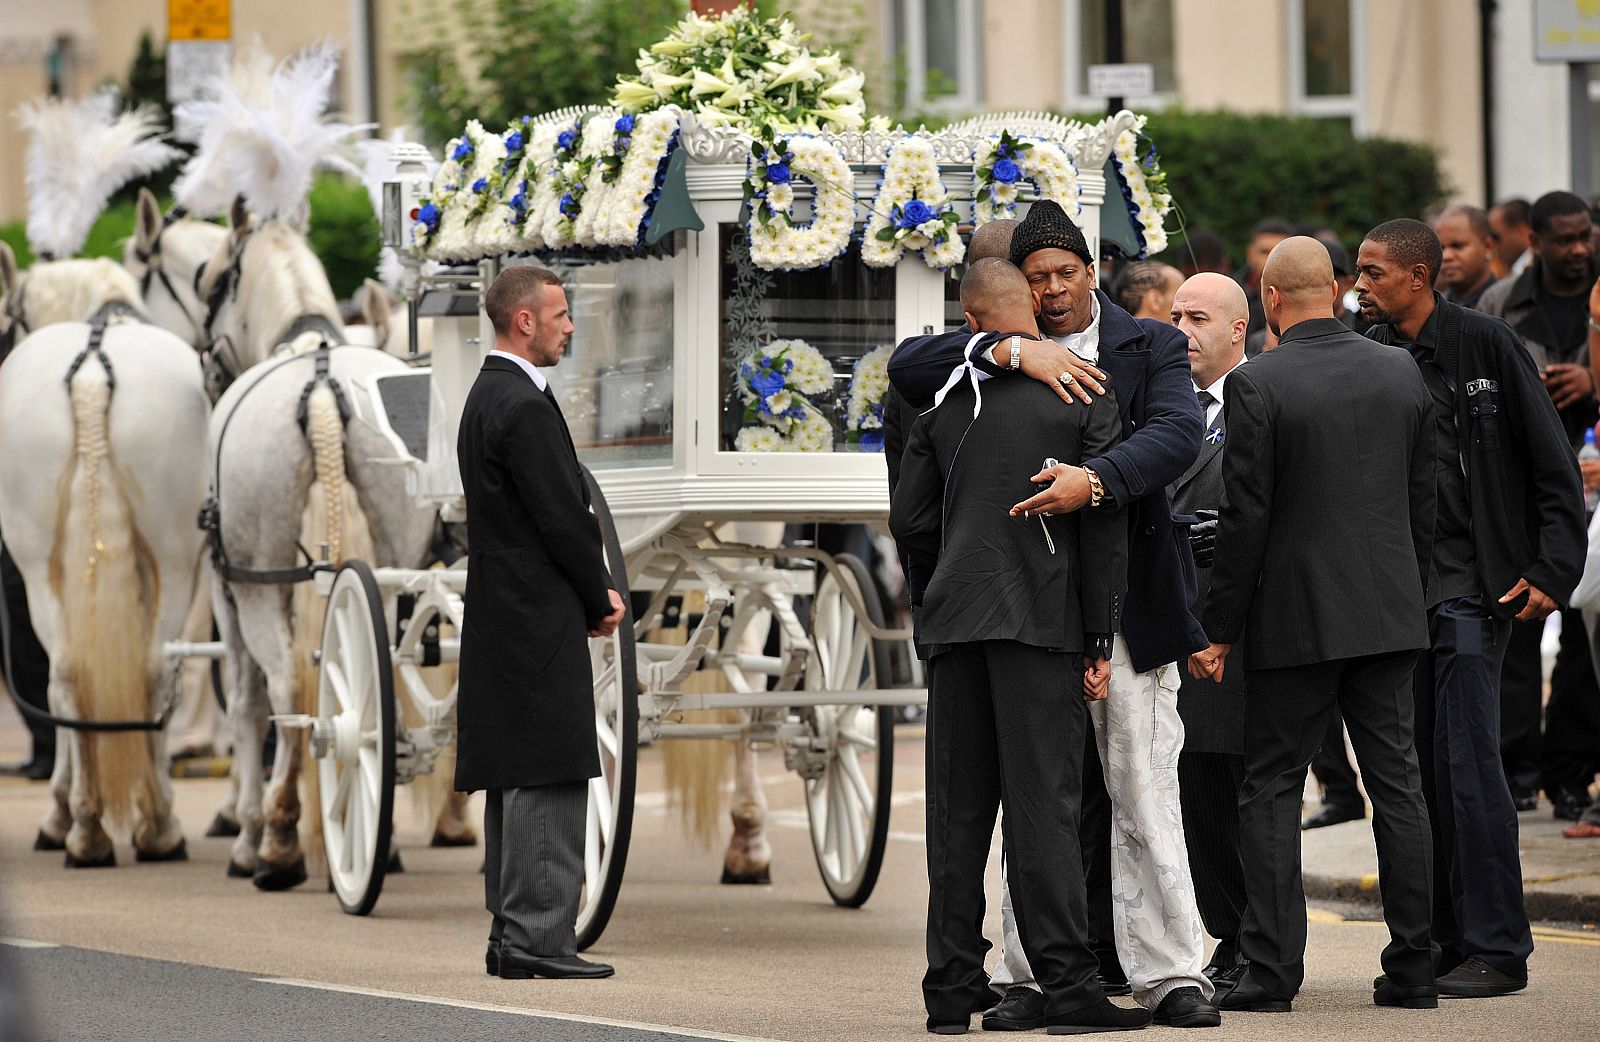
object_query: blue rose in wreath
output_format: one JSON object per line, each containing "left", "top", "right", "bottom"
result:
{"left": 766, "top": 162, "right": 792, "bottom": 185}
{"left": 900, "top": 198, "right": 935, "bottom": 227}
{"left": 992, "top": 157, "right": 1022, "bottom": 184}
{"left": 749, "top": 367, "right": 787, "bottom": 399}
{"left": 557, "top": 128, "right": 578, "bottom": 151}
{"left": 615, "top": 114, "right": 636, "bottom": 134}
{"left": 451, "top": 139, "right": 474, "bottom": 162}
{"left": 504, "top": 129, "right": 524, "bottom": 153}
{"left": 416, "top": 201, "right": 440, "bottom": 232}
{"left": 559, "top": 193, "right": 580, "bottom": 217}
{"left": 471, "top": 177, "right": 488, "bottom": 193}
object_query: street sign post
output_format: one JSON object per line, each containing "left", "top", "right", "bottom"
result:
{"left": 1086, "top": 62, "right": 1156, "bottom": 100}
{"left": 167, "top": 0, "right": 231, "bottom": 104}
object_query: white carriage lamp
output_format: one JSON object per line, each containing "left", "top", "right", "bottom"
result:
{"left": 381, "top": 142, "right": 436, "bottom": 252}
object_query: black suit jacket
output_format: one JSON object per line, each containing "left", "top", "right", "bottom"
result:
{"left": 887, "top": 291, "right": 1206, "bottom": 672}
{"left": 455, "top": 355, "right": 610, "bottom": 790}
{"left": 1201, "top": 319, "right": 1436, "bottom": 670}
{"left": 1169, "top": 377, "right": 1244, "bottom": 755}
{"left": 890, "top": 373, "right": 1128, "bottom": 655}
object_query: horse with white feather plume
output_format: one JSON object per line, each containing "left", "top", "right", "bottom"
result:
{"left": 0, "top": 92, "right": 208, "bottom": 866}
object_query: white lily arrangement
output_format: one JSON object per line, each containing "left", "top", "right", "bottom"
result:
{"left": 861, "top": 136, "right": 964, "bottom": 271}
{"left": 611, "top": 6, "right": 865, "bottom": 134}
{"left": 971, "top": 130, "right": 1081, "bottom": 226}
{"left": 1110, "top": 115, "right": 1172, "bottom": 257}
{"left": 844, "top": 345, "right": 892, "bottom": 450}
{"left": 734, "top": 337, "right": 837, "bottom": 452}
{"left": 744, "top": 130, "right": 855, "bottom": 271}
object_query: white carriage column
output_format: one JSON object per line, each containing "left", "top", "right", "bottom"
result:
{"left": 1071, "top": 109, "right": 1142, "bottom": 264}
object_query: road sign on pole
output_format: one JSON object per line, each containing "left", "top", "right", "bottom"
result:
{"left": 167, "top": 0, "right": 231, "bottom": 104}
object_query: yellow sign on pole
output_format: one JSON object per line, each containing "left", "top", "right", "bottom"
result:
{"left": 168, "top": 0, "right": 231, "bottom": 42}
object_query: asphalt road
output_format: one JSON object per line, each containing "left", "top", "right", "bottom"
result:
{"left": 2, "top": 734, "right": 1599, "bottom": 1042}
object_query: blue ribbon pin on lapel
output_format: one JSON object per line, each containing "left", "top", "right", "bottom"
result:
{"left": 1206, "top": 426, "right": 1224, "bottom": 444}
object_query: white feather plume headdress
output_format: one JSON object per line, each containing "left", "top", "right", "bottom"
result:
{"left": 14, "top": 88, "right": 182, "bottom": 259}
{"left": 173, "top": 42, "right": 373, "bottom": 227}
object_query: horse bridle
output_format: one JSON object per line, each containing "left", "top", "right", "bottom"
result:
{"left": 132, "top": 207, "right": 207, "bottom": 348}
{"left": 193, "top": 230, "right": 250, "bottom": 395}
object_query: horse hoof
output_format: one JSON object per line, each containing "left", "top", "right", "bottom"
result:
{"left": 34, "top": 831, "right": 66, "bottom": 852}
{"left": 720, "top": 865, "right": 771, "bottom": 885}
{"left": 387, "top": 849, "right": 404, "bottom": 874}
{"left": 227, "top": 860, "right": 255, "bottom": 879}
{"left": 205, "top": 814, "right": 241, "bottom": 838}
{"left": 135, "top": 839, "right": 188, "bottom": 863}
{"left": 430, "top": 830, "right": 477, "bottom": 848}
{"left": 252, "top": 857, "right": 308, "bottom": 891}
{"left": 64, "top": 848, "right": 116, "bottom": 869}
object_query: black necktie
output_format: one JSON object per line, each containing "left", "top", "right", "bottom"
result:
{"left": 1196, "top": 388, "right": 1216, "bottom": 410}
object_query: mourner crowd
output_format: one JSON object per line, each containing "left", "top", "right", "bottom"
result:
{"left": 882, "top": 191, "right": 1599, "bottom": 1033}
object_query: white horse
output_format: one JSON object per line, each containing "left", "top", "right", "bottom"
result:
{"left": 196, "top": 204, "right": 442, "bottom": 886}
{"left": 0, "top": 247, "right": 209, "bottom": 866}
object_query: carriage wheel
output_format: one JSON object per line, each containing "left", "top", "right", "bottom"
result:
{"left": 315, "top": 561, "right": 397, "bottom": 917}
{"left": 575, "top": 468, "right": 638, "bottom": 951}
{"left": 803, "top": 552, "right": 894, "bottom": 908}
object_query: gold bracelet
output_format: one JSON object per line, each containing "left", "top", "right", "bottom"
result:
{"left": 1083, "top": 466, "right": 1106, "bottom": 507}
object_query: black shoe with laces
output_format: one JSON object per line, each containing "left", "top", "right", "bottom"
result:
{"left": 1550, "top": 788, "right": 1592, "bottom": 822}
{"left": 1153, "top": 987, "right": 1221, "bottom": 1028}
{"left": 1436, "top": 958, "right": 1527, "bottom": 997}
{"left": 981, "top": 986, "right": 1045, "bottom": 1031}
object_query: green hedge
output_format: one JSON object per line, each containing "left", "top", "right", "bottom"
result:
{"left": 1136, "top": 108, "right": 1449, "bottom": 267}
{"left": 0, "top": 173, "right": 382, "bottom": 301}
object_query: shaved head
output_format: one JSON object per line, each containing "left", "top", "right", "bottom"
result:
{"left": 968, "top": 220, "right": 1018, "bottom": 263}
{"left": 960, "top": 257, "right": 1037, "bottom": 335}
{"left": 1261, "top": 236, "right": 1337, "bottom": 335}
{"left": 1172, "top": 273, "right": 1249, "bottom": 388}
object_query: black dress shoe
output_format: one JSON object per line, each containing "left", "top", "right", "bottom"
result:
{"left": 1097, "top": 972, "right": 1133, "bottom": 997}
{"left": 1153, "top": 987, "right": 1221, "bottom": 1028}
{"left": 1045, "top": 999, "right": 1153, "bottom": 1034}
{"left": 1512, "top": 791, "right": 1539, "bottom": 812}
{"left": 1301, "top": 804, "right": 1365, "bottom": 829}
{"left": 498, "top": 952, "right": 614, "bottom": 980}
{"left": 982, "top": 986, "right": 1045, "bottom": 1031}
{"left": 1436, "top": 957, "right": 1527, "bottom": 997}
{"left": 485, "top": 943, "right": 500, "bottom": 976}
{"left": 1216, "top": 974, "right": 1291, "bottom": 1013}
{"left": 927, "top": 1021, "right": 969, "bottom": 1035}
{"left": 1204, "top": 960, "right": 1248, "bottom": 991}
{"left": 1373, "top": 978, "right": 1438, "bottom": 1008}
{"left": 1549, "top": 788, "right": 1591, "bottom": 822}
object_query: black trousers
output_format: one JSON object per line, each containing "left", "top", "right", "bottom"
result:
{"left": 1542, "top": 607, "right": 1600, "bottom": 800}
{"left": 0, "top": 540, "right": 54, "bottom": 765}
{"left": 484, "top": 781, "right": 588, "bottom": 958}
{"left": 1309, "top": 711, "right": 1363, "bottom": 811}
{"left": 1239, "top": 651, "right": 1433, "bottom": 1000}
{"left": 1412, "top": 597, "right": 1532, "bottom": 977}
{"left": 924, "top": 641, "right": 1100, "bottom": 1021}
{"left": 1079, "top": 724, "right": 1123, "bottom": 981}
{"left": 1178, "top": 749, "right": 1245, "bottom": 961}
{"left": 1497, "top": 617, "right": 1544, "bottom": 799}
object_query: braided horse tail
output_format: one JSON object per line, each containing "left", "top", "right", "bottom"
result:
{"left": 50, "top": 348, "right": 160, "bottom": 826}
{"left": 290, "top": 379, "right": 375, "bottom": 872}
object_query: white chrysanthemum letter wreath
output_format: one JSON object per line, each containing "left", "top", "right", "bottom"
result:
{"left": 862, "top": 136, "right": 964, "bottom": 271}
{"left": 1111, "top": 114, "right": 1173, "bottom": 256}
{"left": 434, "top": 120, "right": 498, "bottom": 261}
{"left": 971, "top": 130, "right": 1081, "bottom": 226}
{"left": 412, "top": 129, "right": 475, "bottom": 255}
{"left": 744, "top": 129, "right": 855, "bottom": 271}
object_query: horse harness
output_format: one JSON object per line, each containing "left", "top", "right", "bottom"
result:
{"left": 199, "top": 314, "right": 353, "bottom": 592}
{"left": 131, "top": 207, "right": 206, "bottom": 349}
{"left": 0, "top": 302, "right": 177, "bottom": 733}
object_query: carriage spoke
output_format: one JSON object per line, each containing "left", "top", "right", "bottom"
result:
{"left": 358, "top": 746, "right": 381, "bottom": 801}
{"left": 341, "top": 773, "right": 361, "bottom": 875}
{"left": 590, "top": 773, "right": 614, "bottom": 847}
{"left": 831, "top": 770, "right": 854, "bottom": 873}
{"left": 324, "top": 661, "right": 352, "bottom": 715}
{"left": 331, "top": 766, "right": 353, "bottom": 824}
{"left": 583, "top": 796, "right": 601, "bottom": 897}
{"left": 820, "top": 778, "right": 839, "bottom": 864}
{"left": 839, "top": 745, "right": 874, "bottom": 812}
{"left": 594, "top": 714, "right": 620, "bottom": 759}
{"left": 843, "top": 782, "right": 867, "bottom": 869}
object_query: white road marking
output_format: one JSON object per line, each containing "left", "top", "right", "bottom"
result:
{"left": 257, "top": 977, "right": 793, "bottom": 1042}
{"left": 0, "top": 937, "right": 59, "bottom": 948}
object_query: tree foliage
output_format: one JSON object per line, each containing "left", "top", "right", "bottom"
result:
{"left": 404, "top": 0, "right": 692, "bottom": 146}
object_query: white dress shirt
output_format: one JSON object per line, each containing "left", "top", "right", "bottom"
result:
{"left": 1195, "top": 358, "right": 1246, "bottom": 429}
{"left": 488, "top": 348, "right": 548, "bottom": 391}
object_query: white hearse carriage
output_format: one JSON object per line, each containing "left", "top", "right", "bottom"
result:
{"left": 310, "top": 104, "right": 1147, "bottom": 946}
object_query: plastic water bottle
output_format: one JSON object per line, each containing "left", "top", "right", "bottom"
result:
{"left": 1581, "top": 427, "right": 1600, "bottom": 513}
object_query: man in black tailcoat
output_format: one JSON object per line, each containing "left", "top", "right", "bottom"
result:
{"left": 457, "top": 265, "right": 625, "bottom": 981}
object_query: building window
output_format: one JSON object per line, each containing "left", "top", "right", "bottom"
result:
{"left": 1062, "top": 0, "right": 1176, "bottom": 112}
{"left": 893, "top": 0, "right": 982, "bottom": 110}
{"left": 1289, "top": 0, "right": 1365, "bottom": 132}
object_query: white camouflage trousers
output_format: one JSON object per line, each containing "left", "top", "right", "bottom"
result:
{"left": 991, "top": 635, "right": 1213, "bottom": 1008}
